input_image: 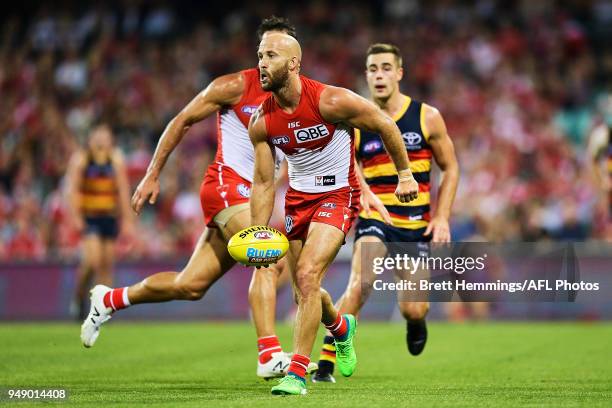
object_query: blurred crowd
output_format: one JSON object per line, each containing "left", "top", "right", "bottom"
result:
{"left": 0, "top": 0, "right": 610, "bottom": 261}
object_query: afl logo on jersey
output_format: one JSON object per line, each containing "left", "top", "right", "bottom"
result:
{"left": 402, "top": 132, "right": 422, "bottom": 150}
{"left": 285, "top": 215, "right": 294, "bottom": 233}
{"left": 241, "top": 105, "right": 259, "bottom": 116}
{"left": 271, "top": 136, "right": 290, "bottom": 146}
{"left": 237, "top": 184, "right": 251, "bottom": 198}
{"left": 363, "top": 140, "right": 383, "bottom": 153}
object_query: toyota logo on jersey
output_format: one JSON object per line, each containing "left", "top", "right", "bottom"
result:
{"left": 402, "top": 132, "right": 423, "bottom": 150}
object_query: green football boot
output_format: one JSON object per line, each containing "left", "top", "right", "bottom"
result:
{"left": 271, "top": 375, "right": 307, "bottom": 395}
{"left": 335, "top": 314, "right": 357, "bottom": 377}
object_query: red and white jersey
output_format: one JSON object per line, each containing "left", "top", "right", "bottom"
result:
{"left": 214, "top": 68, "right": 283, "bottom": 181}
{"left": 261, "top": 76, "right": 359, "bottom": 193}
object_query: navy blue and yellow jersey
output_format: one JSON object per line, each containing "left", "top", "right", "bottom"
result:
{"left": 80, "top": 154, "right": 119, "bottom": 217}
{"left": 355, "top": 96, "right": 432, "bottom": 230}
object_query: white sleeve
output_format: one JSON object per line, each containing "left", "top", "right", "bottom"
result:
{"left": 588, "top": 124, "right": 609, "bottom": 159}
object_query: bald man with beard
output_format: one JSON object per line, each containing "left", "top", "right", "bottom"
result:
{"left": 79, "top": 18, "right": 324, "bottom": 381}
{"left": 249, "top": 32, "right": 419, "bottom": 395}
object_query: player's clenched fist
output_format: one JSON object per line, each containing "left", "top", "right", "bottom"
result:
{"left": 395, "top": 169, "right": 419, "bottom": 203}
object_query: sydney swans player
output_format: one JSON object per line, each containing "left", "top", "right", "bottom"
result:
{"left": 314, "top": 43, "right": 459, "bottom": 382}
{"left": 249, "top": 32, "right": 418, "bottom": 395}
{"left": 80, "top": 17, "right": 310, "bottom": 379}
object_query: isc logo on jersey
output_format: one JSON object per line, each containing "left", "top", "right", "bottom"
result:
{"left": 294, "top": 124, "right": 330, "bottom": 143}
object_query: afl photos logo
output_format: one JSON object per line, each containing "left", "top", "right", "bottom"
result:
{"left": 402, "top": 132, "right": 422, "bottom": 150}
{"left": 285, "top": 216, "right": 294, "bottom": 233}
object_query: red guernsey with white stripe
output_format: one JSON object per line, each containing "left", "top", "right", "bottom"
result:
{"left": 261, "top": 76, "right": 360, "bottom": 240}
{"left": 215, "top": 68, "right": 269, "bottom": 182}
{"left": 200, "top": 68, "right": 284, "bottom": 227}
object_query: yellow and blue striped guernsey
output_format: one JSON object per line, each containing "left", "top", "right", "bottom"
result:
{"left": 355, "top": 96, "right": 432, "bottom": 230}
{"left": 80, "top": 155, "right": 119, "bottom": 217}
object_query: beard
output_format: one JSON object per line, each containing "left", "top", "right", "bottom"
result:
{"left": 262, "top": 62, "right": 290, "bottom": 92}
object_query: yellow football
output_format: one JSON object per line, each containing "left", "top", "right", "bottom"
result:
{"left": 227, "top": 225, "right": 289, "bottom": 266}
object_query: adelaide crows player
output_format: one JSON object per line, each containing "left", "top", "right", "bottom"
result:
{"left": 66, "top": 124, "right": 133, "bottom": 321}
{"left": 314, "top": 43, "right": 459, "bottom": 383}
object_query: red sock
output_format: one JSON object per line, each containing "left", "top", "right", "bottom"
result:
{"left": 287, "top": 354, "right": 309, "bottom": 382}
{"left": 257, "top": 335, "right": 282, "bottom": 363}
{"left": 103, "top": 287, "right": 131, "bottom": 311}
{"left": 325, "top": 313, "right": 348, "bottom": 341}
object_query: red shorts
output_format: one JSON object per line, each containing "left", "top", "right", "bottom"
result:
{"left": 200, "top": 163, "right": 251, "bottom": 227}
{"left": 284, "top": 186, "right": 360, "bottom": 241}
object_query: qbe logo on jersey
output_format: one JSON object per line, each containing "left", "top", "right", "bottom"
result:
{"left": 294, "top": 124, "right": 330, "bottom": 143}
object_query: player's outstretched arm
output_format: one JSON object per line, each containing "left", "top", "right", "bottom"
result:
{"left": 64, "top": 150, "right": 87, "bottom": 233}
{"left": 112, "top": 149, "right": 135, "bottom": 236}
{"left": 587, "top": 124, "right": 610, "bottom": 193}
{"left": 319, "top": 86, "right": 418, "bottom": 203}
{"left": 248, "top": 108, "right": 276, "bottom": 226}
{"left": 423, "top": 105, "right": 459, "bottom": 243}
{"left": 131, "top": 72, "right": 245, "bottom": 213}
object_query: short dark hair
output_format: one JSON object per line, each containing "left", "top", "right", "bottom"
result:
{"left": 257, "top": 16, "right": 297, "bottom": 40}
{"left": 366, "top": 43, "right": 403, "bottom": 67}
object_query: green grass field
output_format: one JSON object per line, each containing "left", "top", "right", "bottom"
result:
{"left": 1, "top": 322, "right": 611, "bottom": 407}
